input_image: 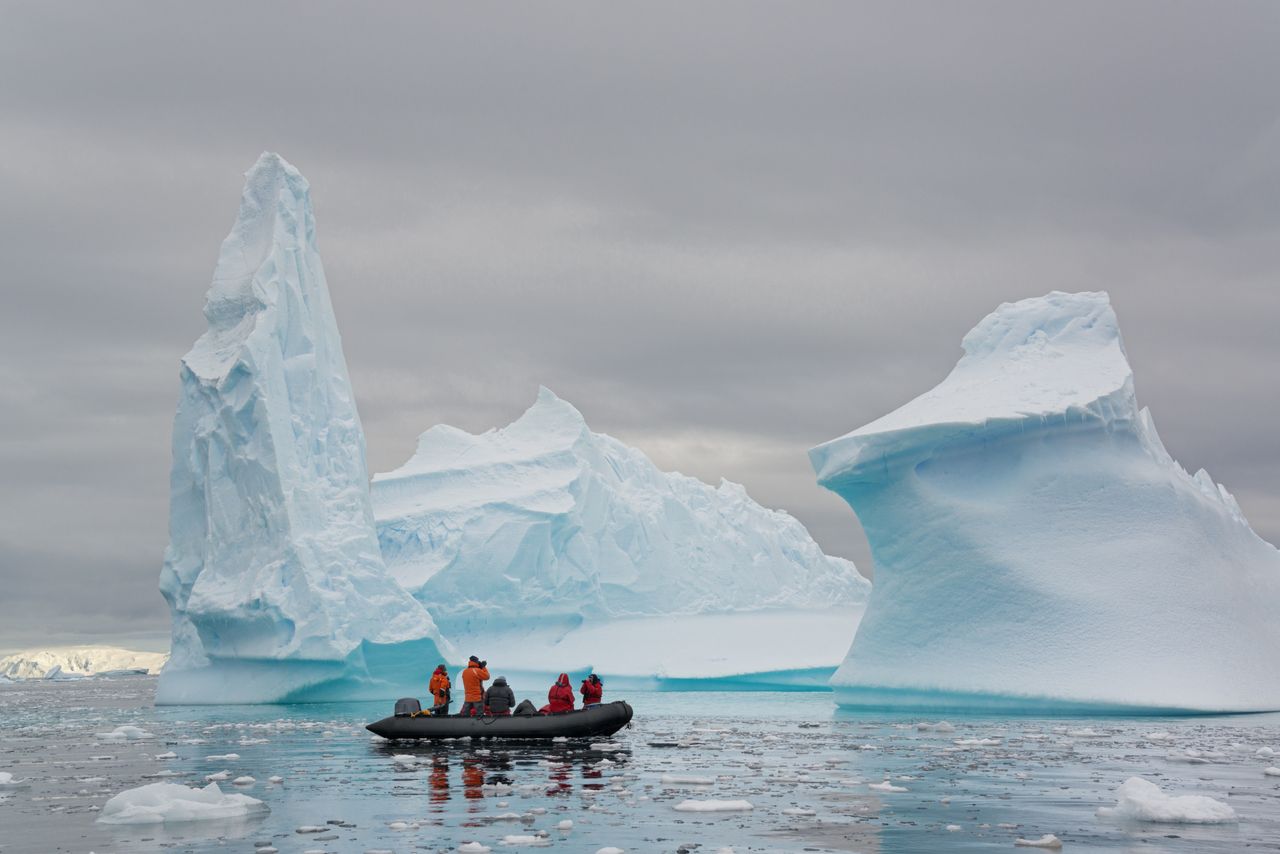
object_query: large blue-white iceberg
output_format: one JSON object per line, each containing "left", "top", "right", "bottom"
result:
{"left": 374, "top": 388, "right": 870, "bottom": 688}
{"left": 157, "top": 153, "right": 452, "bottom": 704}
{"left": 811, "top": 291, "right": 1280, "bottom": 713}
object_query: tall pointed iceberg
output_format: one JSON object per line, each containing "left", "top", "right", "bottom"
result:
{"left": 811, "top": 291, "right": 1280, "bottom": 713}
{"left": 157, "top": 153, "right": 451, "bottom": 704}
{"left": 373, "top": 387, "right": 869, "bottom": 688}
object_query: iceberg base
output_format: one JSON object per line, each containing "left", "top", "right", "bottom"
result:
{"left": 156, "top": 637, "right": 450, "bottom": 705}
{"left": 833, "top": 684, "right": 1257, "bottom": 717}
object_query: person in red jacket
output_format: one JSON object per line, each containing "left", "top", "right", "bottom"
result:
{"left": 580, "top": 673, "right": 604, "bottom": 706}
{"left": 540, "top": 673, "right": 575, "bottom": 714}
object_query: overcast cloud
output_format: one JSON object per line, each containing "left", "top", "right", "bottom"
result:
{"left": 1, "top": 2, "right": 1278, "bottom": 651}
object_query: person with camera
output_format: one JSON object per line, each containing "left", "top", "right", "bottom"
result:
{"left": 459, "top": 655, "right": 490, "bottom": 716}
{"left": 580, "top": 672, "right": 604, "bottom": 707}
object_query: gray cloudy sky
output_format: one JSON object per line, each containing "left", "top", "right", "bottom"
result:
{"left": 2, "top": 2, "right": 1278, "bottom": 652}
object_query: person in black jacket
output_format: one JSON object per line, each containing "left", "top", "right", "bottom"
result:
{"left": 484, "top": 676, "right": 516, "bottom": 715}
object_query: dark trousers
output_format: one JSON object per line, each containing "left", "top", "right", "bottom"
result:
{"left": 459, "top": 700, "right": 483, "bottom": 717}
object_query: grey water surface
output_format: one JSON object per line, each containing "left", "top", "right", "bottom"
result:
{"left": 2, "top": 678, "right": 1278, "bottom": 853}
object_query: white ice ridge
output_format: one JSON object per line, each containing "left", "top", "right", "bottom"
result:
{"left": 811, "top": 291, "right": 1280, "bottom": 713}
{"left": 373, "top": 388, "right": 869, "bottom": 686}
{"left": 157, "top": 153, "right": 451, "bottom": 704}
{"left": 0, "top": 646, "right": 168, "bottom": 680}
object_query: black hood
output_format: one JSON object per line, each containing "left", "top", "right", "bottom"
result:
{"left": 492, "top": 676, "right": 508, "bottom": 686}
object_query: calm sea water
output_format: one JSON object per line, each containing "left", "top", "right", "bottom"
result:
{"left": 2, "top": 677, "right": 1278, "bottom": 853}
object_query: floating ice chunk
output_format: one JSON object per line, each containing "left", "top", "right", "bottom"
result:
{"left": 673, "top": 799, "right": 755, "bottom": 812}
{"left": 204, "top": 770, "right": 231, "bottom": 782}
{"left": 954, "top": 738, "right": 1001, "bottom": 747}
{"left": 591, "top": 742, "right": 623, "bottom": 751}
{"left": 1256, "top": 746, "right": 1276, "bottom": 758}
{"left": 0, "top": 772, "right": 30, "bottom": 788}
{"left": 96, "top": 725, "right": 153, "bottom": 741}
{"left": 1264, "top": 767, "right": 1280, "bottom": 777}
{"left": 205, "top": 753, "right": 240, "bottom": 761}
{"left": 153, "top": 751, "right": 177, "bottom": 760}
{"left": 1067, "top": 728, "right": 1107, "bottom": 738}
{"left": 946, "top": 824, "right": 961, "bottom": 831}
{"left": 868, "top": 781, "right": 909, "bottom": 793}
{"left": 596, "top": 849, "right": 626, "bottom": 854}
{"left": 661, "top": 774, "right": 715, "bottom": 785}
{"left": 916, "top": 721, "right": 956, "bottom": 732}
{"left": 268, "top": 775, "right": 284, "bottom": 783}
{"left": 458, "top": 845, "right": 492, "bottom": 853}
{"left": 1097, "top": 776, "right": 1236, "bottom": 823}
{"left": 1014, "top": 836, "right": 1063, "bottom": 849}
{"left": 389, "top": 820, "right": 411, "bottom": 830}
{"left": 556, "top": 820, "right": 573, "bottom": 830}
{"left": 782, "top": 807, "right": 816, "bottom": 816}
{"left": 499, "top": 835, "right": 549, "bottom": 846}
{"left": 296, "top": 825, "right": 327, "bottom": 833}
{"left": 232, "top": 776, "right": 255, "bottom": 786}
{"left": 96, "top": 782, "right": 267, "bottom": 824}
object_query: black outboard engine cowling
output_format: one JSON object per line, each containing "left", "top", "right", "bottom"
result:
{"left": 394, "top": 697, "right": 422, "bottom": 717}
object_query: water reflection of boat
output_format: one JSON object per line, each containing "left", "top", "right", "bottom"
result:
{"left": 367, "top": 700, "right": 633, "bottom": 741}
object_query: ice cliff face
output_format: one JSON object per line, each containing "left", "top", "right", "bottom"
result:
{"left": 811, "top": 291, "right": 1280, "bottom": 713}
{"left": 0, "top": 647, "right": 168, "bottom": 680}
{"left": 157, "top": 153, "right": 450, "bottom": 704}
{"left": 373, "top": 388, "right": 869, "bottom": 685}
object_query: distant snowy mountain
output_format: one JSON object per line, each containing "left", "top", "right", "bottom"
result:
{"left": 374, "top": 388, "right": 870, "bottom": 687}
{"left": 0, "top": 647, "right": 168, "bottom": 680}
{"left": 812, "top": 291, "right": 1280, "bottom": 713}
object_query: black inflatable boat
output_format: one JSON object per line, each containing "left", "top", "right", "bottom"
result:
{"left": 367, "top": 700, "right": 634, "bottom": 741}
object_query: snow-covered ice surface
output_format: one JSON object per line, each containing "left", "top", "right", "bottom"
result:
{"left": 3, "top": 678, "right": 1278, "bottom": 852}
{"left": 0, "top": 647, "right": 168, "bottom": 680}
{"left": 157, "top": 153, "right": 449, "bottom": 704}
{"left": 811, "top": 291, "right": 1280, "bottom": 713}
{"left": 373, "top": 387, "right": 869, "bottom": 687}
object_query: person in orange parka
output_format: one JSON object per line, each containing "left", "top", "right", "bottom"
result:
{"left": 580, "top": 673, "right": 603, "bottom": 706}
{"left": 427, "top": 664, "right": 451, "bottom": 715}
{"left": 459, "top": 656, "right": 489, "bottom": 717}
{"left": 541, "top": 673, "right": 575, "bottom": 714}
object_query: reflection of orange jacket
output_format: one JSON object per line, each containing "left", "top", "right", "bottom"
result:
{"left": 461, "top": 662, "right": 489, "bottom": 702}
{"left": 428, "top": 668, "right": 451, "bottom": 705}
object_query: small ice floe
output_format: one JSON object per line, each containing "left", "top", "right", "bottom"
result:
{"left": 661, "top": 774, "right": 715, "bottom": 786}
{"left": 596, "top": 848, "right": 625, "bottom": 854}
{"left": 782, "top": 807, "right": 816, "bottom": 816}
{"left": 1256, "top": 746, "right": 1276, "bottom": 758}
{"left": 673, "top": 799, "right": 754, "bottom": 812}
{"left": 204, "top": 753, "right": 240, "bottom": 761}
{"left": 591, "top": 742, "right": 623, "bottom": 751}
{"left": 96, "top": 725, "right": 154, "bottom": 741}
{"left": 296, "top": 825, "right": 328, "bottom": 833}
{"left": 152, "top": 751, "right": 178, "bottom": 760}
{"left": 204, "top": 770, "right": 231, "bottom": 782}
{"left": 96, "top": 782, "right": 267, "bottom": 824}
{"left": 1096, "top": 776, "right": 1236, "bottom": 823}
{"left": 1144, "top": 731, "right": 1174, "bottom": 742}
{"left": 143, "top": 770, "right": 182, "bottom": 779}
{"left": 1263, "top": 767, "right": 1280, "bottom": 777}
{"left": 268, "top": 775, "right": 284, "bottom": 783}
{"left": 389, "top": 820, "right": 412, "bottom": 830}
{"left": 1066, "top": 728, "right": 1107, "bottom": 739}
{"left": 552, "top": 736, "right": 568, "bottom": 743}
{"left": 0, "top": 771, "right": 30, "bottom": 788}
{"left": 868, "top": 780, "right": 909, "bottom": 793}
{"left": 556, "top": 819, "right": 573, "bottom": 830}
{"left": 953, "top": 738, "right": 1001, "bottom": 747}
{"left": 231, "top": 776, "right": 255, "bottom": 786}
{"left": 916, "top": 721, "right": 956, "bottom": 733}
{"left": 239, "top": 738, "right": 269, "bottom": 745}
{"left": 458, "top": 844, "right": 492, "bottom": 853}
{"left": 499, "top": 833, "right": 550, "bottom": 846}
{"left": 1168, "top": 748, "right": 1225, "bottom": 764}
{"left": 946, "top": 824, "right": 961, "bottom": 831}
{"left": 1014, "top": 835, "right": 1063, "bottom": 849}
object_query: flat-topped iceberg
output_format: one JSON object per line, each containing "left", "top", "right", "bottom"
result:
{"left": 811, "top": 291, "right": 1280, "bottom": 713}
{"left": 157, "top": 153, "right": 450, "bottom": 704}
{"left": 374, "top": 388, "right": 869, "bottom": 687}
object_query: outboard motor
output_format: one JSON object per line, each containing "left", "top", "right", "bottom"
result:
{"left": 394, "top": 697, "right": 422, "bottom": 717}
